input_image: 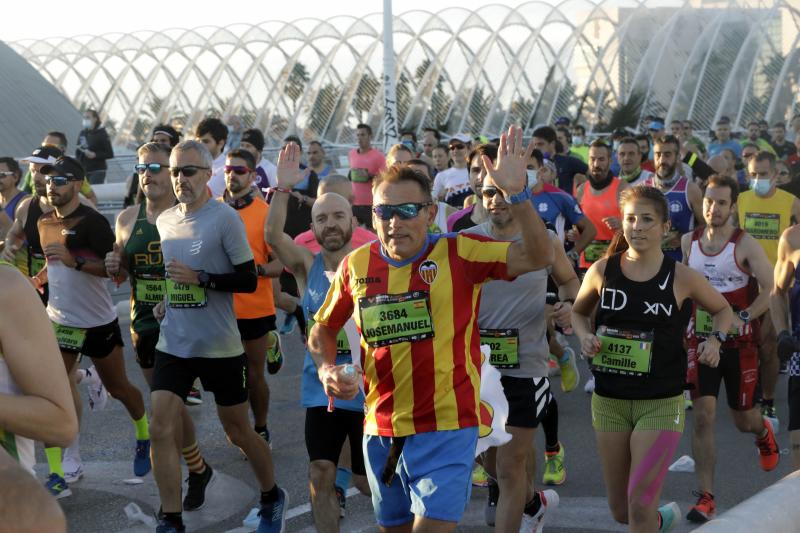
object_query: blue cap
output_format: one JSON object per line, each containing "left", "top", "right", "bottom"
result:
{"left": 648, "top": 120, "right": 665, "bottom": 131}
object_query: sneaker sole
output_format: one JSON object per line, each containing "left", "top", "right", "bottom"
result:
{"left": 51, "top": 487, "right": 73, "bottom": 499}
{"left": 64, "top": 471, "right": 84, "bottom": 484}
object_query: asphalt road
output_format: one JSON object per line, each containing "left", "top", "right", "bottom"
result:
{"left": 45, "top": 287, "right": 795, "bottom": 533}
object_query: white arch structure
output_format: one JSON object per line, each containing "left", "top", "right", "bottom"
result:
{"left": 9, "top": 0, "right": 800, "bottom": 147}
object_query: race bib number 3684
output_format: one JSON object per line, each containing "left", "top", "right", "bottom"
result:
{"left": 358, "top": 291, "right": 434, "bottom": 347}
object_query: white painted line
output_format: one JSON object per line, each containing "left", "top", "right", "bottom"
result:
{"left": 228, "top": 487, "right": 362, "bottom": 532}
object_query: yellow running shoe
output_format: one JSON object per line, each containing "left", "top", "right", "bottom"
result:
{"left": 471, "top": 463, "right": 489, "bottom": 487}
{"left": 542, "top": 443, "right": 566, "bottom": 485}
{"left": 559, "top": 348, "right": 580, "bottom": 393}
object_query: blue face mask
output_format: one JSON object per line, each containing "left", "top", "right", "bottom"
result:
{"left": 526, "top": 169, "right": 538, "bottom": 189}
{"left": 750, "top": 178, "right": 772, "bottom": 197}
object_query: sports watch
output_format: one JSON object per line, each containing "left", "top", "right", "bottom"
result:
{"left": 197, "top": 271, "right": 210, "bottom": 288}
{"left": 710, "top": 330, "right": 727, "bottom": 344}
{"left": 737, "top": 310, "right": 750, "bottom": 324}
{"left": 74, "top": 256, "right": 86, "bottom": 271}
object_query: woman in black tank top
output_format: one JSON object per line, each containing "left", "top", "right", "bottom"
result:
{"left": 572, "top": 186, "right": 732, "bottom": 532}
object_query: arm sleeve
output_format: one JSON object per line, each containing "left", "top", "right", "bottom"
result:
{"left": 455, "top": 233, "right": 513, "bottom": 284}
{"left": 684, "top": 152, "right": 714, "bottom": 182}
{"left": 205, "top": 260, "right": 257, "bottom": 293}
{"left": 313, "top": 256, "right": 354, "bottom": 330}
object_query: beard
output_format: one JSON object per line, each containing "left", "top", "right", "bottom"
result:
{"left": 656, "top": 162, "right": 676, "bottom": 179}
{"left": 315, "top": 225, "right": 353, "bottom": 252}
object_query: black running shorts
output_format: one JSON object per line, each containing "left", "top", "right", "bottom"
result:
{"left": 152, "top": 351, "right": 248, "bottom": 407}
{"left": 236, "top": 315, "right": 277, "bottom": 341}
{"left": 304, "top": 406, "right": 366, "bottom": 475}
{"left": 502, "top": 375, "right": 552, "bottom": 428}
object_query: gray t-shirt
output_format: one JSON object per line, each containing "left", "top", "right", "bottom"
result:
{"left": 156, "top": 200, "right": 253, "bottom": 358}
{"left": 465, "top": 222, "right": 550, "bottom": 378}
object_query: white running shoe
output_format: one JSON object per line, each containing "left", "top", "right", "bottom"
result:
{"left": 519, "top": 489, "right": 559, "bottom": 533}
{"left": 80, "top": 366, "right": 108, "bottom": 411}
{"left": 62, "top": 456, "right": 84, "bottom": 484}
{"left": 584, "top": 375, "right": 595, "bottom": 394}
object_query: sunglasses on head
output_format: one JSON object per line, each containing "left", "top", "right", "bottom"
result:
{"left": 480, "top": 186, "right": 504, "bottom": 199}
{"left": 372, "top": 202, "right": 432, "bottom": 220}
{"left": 45, "top": 175, "right": 76, "bottom": 186}
{"left": 224, "top": 165, "right": 252, "bottom": 175}
{"left": 135, "top": 163, "right": 165, "bottom": 174}
{"left": 169, "top": 165, "right": 209, "bottom": 178}
{"left": 449, "top": 143, "right": 466, "bottom": 150}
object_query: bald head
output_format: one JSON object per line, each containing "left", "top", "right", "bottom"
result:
{"left": 317, "top": 174, "right": 353, "bottom": 204}
{"left": 708, "top": 154, "right": 727, "bottom": 175}
{"left": 311, "top": 192, "right": 354, "bottom": 252}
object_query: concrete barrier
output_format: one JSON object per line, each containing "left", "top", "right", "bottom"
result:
{"left": 693, "top": 470, "right": 800, "bottom": 532}
{"left": 91, "top": 182, "right": 127, "bottom": 205}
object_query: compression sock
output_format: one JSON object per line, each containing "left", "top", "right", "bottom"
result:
{"left": 542, "top": 397, "right": 560, "bottom": 450}
{"left": 133, "top": 414, "right": 150, "bottom": 441}
{"left": 163, "top": 511, "right": 183, "bottom": 528}
{"left": 45, "top": 447, "right": 64, "bottom": 477}
{"left": 181, "top": 441, "right": 206, "bottom": 475}
{"left": 261, "top": 485, "right": 280, "bottom": 504}
{"left": 294, "top": 306, "right": 307, "bottom": 336}
{"left": 335, "top": 466, "right": 353, "bottom": 491}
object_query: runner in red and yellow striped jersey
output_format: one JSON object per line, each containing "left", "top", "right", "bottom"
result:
{"left": 307, "top": 126, "right": 554, "bottom": 528}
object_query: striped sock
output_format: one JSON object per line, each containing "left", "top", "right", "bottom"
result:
{"left": 181, "top": 442, "right": 206, "bottom": 475}
{"left": 45, "top": 447, "right": 64, "bottom": 477}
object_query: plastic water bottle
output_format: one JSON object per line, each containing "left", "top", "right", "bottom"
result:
{"left": 124, "top": 502, "right": 156, "bottom": 527}
{"left": 341, "top": 364, "right": 357, "bottom": 383}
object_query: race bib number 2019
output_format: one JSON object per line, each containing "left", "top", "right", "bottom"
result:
{"left": 359, "top": 291, "right": 434, "bottom": 347}
{"left": 744, "top": 212, "right": 780, "bottom": 241}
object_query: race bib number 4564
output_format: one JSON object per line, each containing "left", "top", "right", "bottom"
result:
{"left": 358, "top": 291, "right": 434, "bottom": 347}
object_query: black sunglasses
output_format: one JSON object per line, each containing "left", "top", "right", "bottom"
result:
{"left": 449, "top": 143, "right": 466, "bottom": 150}
{"left": 45, "top": 175, "right": 76, "bottom": 186}
{"left": 169, "top": 165, "right": 209, "bottom": 178}
{"left": 480, "top": 186, "right": 504, "bottom": 199}
{"left": 372, "top": 202, "right": 432, "bottom": 220}
{"left": 135, "top": 163, "right": 165, "bottom": 174}
{"left": 224, "top": 165, "right": 252, "bottom": 175}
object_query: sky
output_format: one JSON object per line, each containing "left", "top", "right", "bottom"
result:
{"left": 3, "top": 0, "right": 561, "bottom": 42}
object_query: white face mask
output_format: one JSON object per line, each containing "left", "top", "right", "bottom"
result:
{"left": 612, "top": 141, "right": 621, "bottom": 151}
{"left": 82, "top": 118, "right": 92, "bottom": 129}
{"left": 750, "top": 178, "right": 772, "bottom": 197}
{"left": 573, "top": 136, "right": 584, "bottom": 146}
{"left": 526, "top": 169, "right": 538, "bottom": 189}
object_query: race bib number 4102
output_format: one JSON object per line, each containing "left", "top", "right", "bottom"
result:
{"left": 358, "top": 291, "right": 434, "bottom": 347}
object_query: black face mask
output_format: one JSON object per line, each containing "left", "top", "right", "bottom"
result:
{"left": 226, "top": 190, "right": 255, "bottom": 210}
{"left": 589, "top": 172, "right": 614, "bottom": 190}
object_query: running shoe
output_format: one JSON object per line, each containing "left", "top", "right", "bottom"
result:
{"left": 686, "top": 490, "right": 715, "bottom": 523}
{"left": 519, "top": 489, "right": 558, "bottom": 533}
{"left": 279, "top": 313, "right": 296, "bottom": 335}
{"left": 266, "top": 331, "right": 283, "bottom": 375}
{"left": 81, "top": 366, "right": 108, "bottom": 411}
{"left": 156, "top": 519, "right": 185, "bottom": 533}
{"left": 335, "top": 485, "right": 346, "bottom": 519}
{"left": 185, "top": 386, "right": 203, "bottom": 406}
{"left": 584, "top": 375, "right": 595, "bottom": 394}
{"left": 257, "top": 487, "right": 288, "bottom": 533}
{"left": 62, "top": 456, "right": 84, "bottom": 484}
{"left": 184, "top": 464, "right": 214, "bottom": 511}
{"left": 756, "top": 418, "right": 780, "bottom": 471}
{"left": 45, "top": 473, "right": 72, "bottom": 499}
{"left": 471, "top": 463, "right": 489, "bottom": 487}
{"left": 485, "top": 479, "right": 499, "bottom": 526}
{"left": 761, "top": 404, "right": 780, "bottom": 435}
{"left": 657, "top": 501, "right": 681, "bottom": 532}
{"left": 542, "top": 443, "right": 566, "bottom": 485}
{"left": 257, "top": 428, "right": 272, "bottom": 449}
{"left": 559, "top": 347, "right": 580, "bottom": 392}
{"left": 134, "top": 439, "right": 151, "bottom": 477}
{"left": 547, "top": 355, "right": 560, "bottom": 376}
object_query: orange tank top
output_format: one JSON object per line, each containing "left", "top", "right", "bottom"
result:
{"left": 579, "top": 178, "right": 622, "bottom": 268}
{"left": 233, "top": 198, "right": 276, "bottom": 319}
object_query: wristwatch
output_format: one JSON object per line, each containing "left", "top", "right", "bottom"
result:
{"left": 710, "top": 330, "right": 727, "bottom": 344}
{"left": 74, "top": 256, "right": 86, "bottom": 271}
{"left": 197, "top": 271, "right": 210, "bottom": 288}
{"left": 737, "top": 310, "right": 751, "bottom": 324}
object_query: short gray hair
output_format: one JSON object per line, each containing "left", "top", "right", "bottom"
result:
{"left": 172, "top": 140, "right": 213, "bottom": 168}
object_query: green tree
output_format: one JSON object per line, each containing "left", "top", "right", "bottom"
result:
{"left": 286, "top": 62, "right": 310, "bottom": 114}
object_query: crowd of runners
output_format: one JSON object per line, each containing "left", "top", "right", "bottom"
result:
{"left": 1, "top": 109, "right": 800, "bottom": 533}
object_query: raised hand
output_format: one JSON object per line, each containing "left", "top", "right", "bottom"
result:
{"left": 276, "top": 142, "right": 309, "bottom": 189}
{"left": 481, "top": 125, "right": 533, "bottom": 197}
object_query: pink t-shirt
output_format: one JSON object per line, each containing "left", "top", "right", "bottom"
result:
{"left": 293, "top": 226, "right": 378, "bottom": 254}
{"left": 348, "top": 148, "right": 386, "bottom": 206}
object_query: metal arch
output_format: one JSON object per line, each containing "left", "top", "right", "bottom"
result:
{"left": 765, "top": 4, "right": 800, "bottom": 121}
{"left": 682, "top": 8, "right": 729, "bottom": 124}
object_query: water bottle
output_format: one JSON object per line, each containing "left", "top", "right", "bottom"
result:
{"left": 124, "top": 503, "right": 156, "bottom": 527}
{"left": 341, "top": 364, "right": 358, "bottom": 384}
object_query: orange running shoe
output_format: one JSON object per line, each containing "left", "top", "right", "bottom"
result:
{"left": 756, "top": 418, "right": 780, "bottom": 471}
{"left": 686, "top": 491, "right": 715, "bottom": 523}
